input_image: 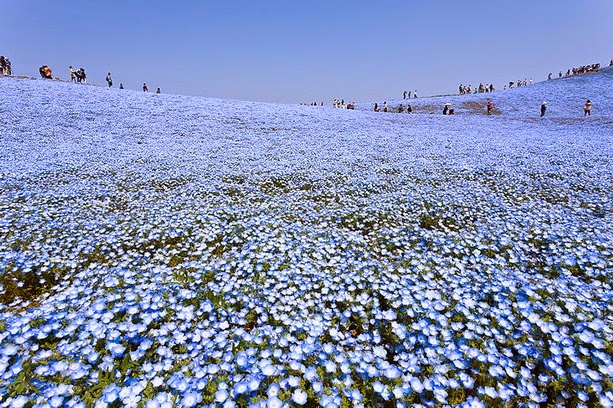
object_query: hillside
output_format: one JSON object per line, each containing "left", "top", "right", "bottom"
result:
{"left": 359, "top": 66, "right": 613, "bottom": 119}
{"left": 0, "top": 73, "right": 612, "bottom": 407}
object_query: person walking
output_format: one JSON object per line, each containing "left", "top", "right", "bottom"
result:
{"left": 143, "top": 83, "right": 149, "bottom": 92}
{"left": 584, "top": 99, "right": 592, "bottom": 117}
{"left": 106, "top": 72, "right": 113, "bottom": 87}
{"left": 540, "top": 101, "right": 547, "bottom": 117}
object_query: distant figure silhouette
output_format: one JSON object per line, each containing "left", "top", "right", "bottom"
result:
{"left": 540, "top": 102, "right": 547, "bottom": 117}
{"left": 156, "top": 88, "right": 161, "bottom": 94}
{"left": 119, "top": 83, "right": 124, "bottom": 89}
{"left": 584, "top": 99, "right": 592, "bottom": 117}
{"left": 106, "top": 72, "right": 113, "bottom": 87}
{"left": 143, "top": 83, "right": 149, "bottom": 92}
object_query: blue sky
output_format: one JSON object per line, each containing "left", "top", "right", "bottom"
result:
{"left": 3, "top": 0, "right": 612, "bottom": 103}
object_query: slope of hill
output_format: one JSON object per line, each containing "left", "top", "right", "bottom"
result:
{"left": 360, "top": 66, "right": 613, "bottom": 119}
{"left": 0, "top": 73, "right": 612, "bottom": 407}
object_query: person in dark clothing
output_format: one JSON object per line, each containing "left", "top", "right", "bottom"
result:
{"left": 374, "top": 103, "right": 379, "bottom": 112}
{"left": 407, "top": 104, "right": 413, "bottom": 113}
{"left": 4, "top": 57, "right": 11, "bottom": 75}
{"left": 0, "top": 56, "right": 6, "bottom": 75}
{"left": 547, "top": 73, "right": 552, "bottom": 80}
{"left": 584, "top": 99, "right": 592, "bottom": 117}
{"left": 143, "top": 83, "right": 149, "bottom": 92}
{"left": 75, "top": 68, "right": 86, "bottom": 83}
{"left": 119, "top": 83, "right": 124, "bottom": 89}
{"left": 487, "top": 101, "right": 494, "bottom": 114}
{"left": 156, "top": 88, "right": 161, "bottom": 94}
{"left": 383, "top": 102, "right": 388, "bottom": 112}
{"left": 443, "top": 104, "right": 450, "bottom": 115}
{"left": 106, "top": 72, "right": 113, "bottom": 87}
{"left": 398, "top": 104, "right": 404, "bottom": 113}
{"left": 403, "top": 90, "right": 407, "bottom": 99}
{"left": 540, "top": 102, "right": 547, "bottom": 117}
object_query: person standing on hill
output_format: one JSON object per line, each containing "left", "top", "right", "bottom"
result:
{"left": 584, "top": 100, "right": 592, "bottom": 117}
{"left": 106, "top": 72, "right": 113, "bottom": 87}
{"left": 487, "top": 101, "right": 494, "bottom": 114}
{"left": 540, "top": 102, "right": 547, "bottom": 117}
{"left": 5, "top": 57, "right": 11, "bottom": 75}
{"left": 143, "top": 83, "right": 149, "bottom": 92}
{"left": 156, "top": 88, "right": 161, "bottom": 94}
{"left": 383, "top": 101, "right": 388, "bottom": 112}
{"left": 119, "top": 83, "right": 124, "bottom": 89}
{"left": 403, "top": 90, "right": 407, "bottom": 99}
{"left": 0, "top": 56, "right": 6, "bottom": 75}
{"left": 414, "top": 90, "right": 418, "bottom": 98}
{"left": 373, "top": 103, "right": 379, "bottom": 112}
{"left": 69, "top": 66, "right": 76, "bottom": 82}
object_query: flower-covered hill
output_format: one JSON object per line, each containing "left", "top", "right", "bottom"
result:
{"left": 0, "top": 73, "right": 612, "bottom": 408}
{"left": 360, "top": 66, "right": 613, "bottom": 119}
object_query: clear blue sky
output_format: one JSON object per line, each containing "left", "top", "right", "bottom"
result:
{"left": 3, "top": 0, "right": 612, "bottom": 103}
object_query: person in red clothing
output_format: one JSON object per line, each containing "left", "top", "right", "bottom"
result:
{"left": 487, "top": 101, "right": 494, "bottom": 114}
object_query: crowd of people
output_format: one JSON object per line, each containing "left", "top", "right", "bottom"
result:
{"left": 333, "top": 99, "right": 356, "bottom": 109}
{"left": 402, "top": 90, "right": 418, "bottom": 99}
{"left": 2, "top": 58, "right": 160, "bottom": 93}
{"left": 458, "top": 83, "right": 495, "bottom": 95}
{"left": 548, "top": 62, "right": 603, "bottom": 81}
{"left": 505, "top": 79, "right": 532, "bottom": 89}
{"left": 0, "top": 56, "right": 12, "bottom": 75}
{"left": 299, "top": 99, "right": 356, "bottom": 109}
{"left": 2, "top": 55, "right": 607, "bottom": 119}
{"left": 373, "top": 101, "right": 414, "bottom": 113}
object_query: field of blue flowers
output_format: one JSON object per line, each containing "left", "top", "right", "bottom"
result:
{"left": 0, "top": 73, "right": 612, "bottom": 407}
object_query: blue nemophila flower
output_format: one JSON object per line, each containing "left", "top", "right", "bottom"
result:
{"left": 292, "top": 389, "right": 308, "bottom": 405}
